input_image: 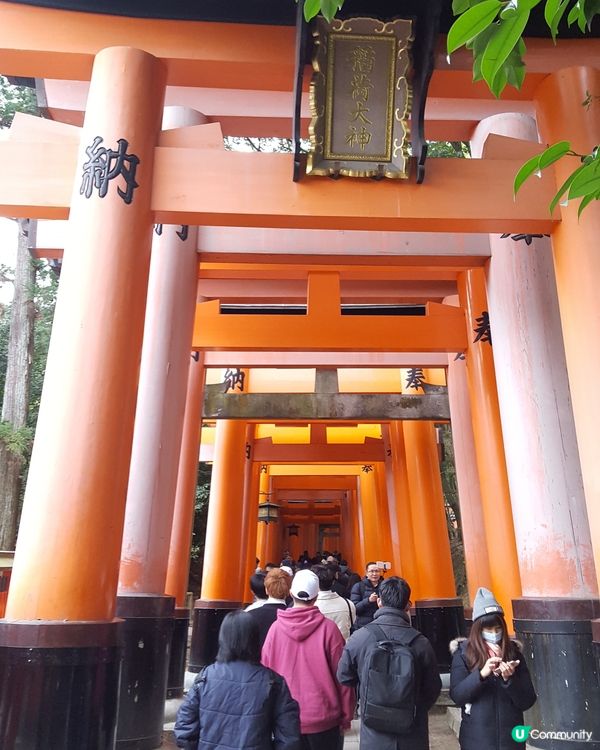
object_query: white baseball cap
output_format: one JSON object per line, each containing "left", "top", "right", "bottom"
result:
{"left": 290, "top": 569, "right": 319, "bottom": 601}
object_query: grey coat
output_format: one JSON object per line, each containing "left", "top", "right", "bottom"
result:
{"left": 337, "top": 607, "right": 442, "bottom": 750}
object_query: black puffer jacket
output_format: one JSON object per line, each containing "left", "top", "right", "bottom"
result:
{"left": 337, "top": 607, "right": 442, "bottom": 750}
{"left": 350, "top": 577, "right": 382, "bottom": 629}
{"left": 174, "top": 660, "right": 301, "bottom": 750}
{"left": 449, "top": 638, "right": 536, "bottom": 750}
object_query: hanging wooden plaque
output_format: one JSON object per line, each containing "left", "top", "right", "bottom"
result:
{"left": 307, "top": 16, "right": 414, "bottom": 180}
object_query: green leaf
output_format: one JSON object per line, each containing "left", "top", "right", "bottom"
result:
{"left": 545, "top": 0, "right": 563, "bottom": 25}
{"left": 549, "top": 161, "right": 585, "bottom": 214}
{"left": 584, "top": 0, "right": 600, "bottom": 25}
{"left": 320, "top": 0, "right": 339, "bottom": 21}
{"left": 567, "top": 2, "right": 580, "bottom": 25}
{"left": 303, "top": 0, "right": 321, "bottom": 22}
{"left": 480, "top": 7, "right": 530, "bottom": 92}
{"left": 538, "top": 139, "right": 571, "bottom": 168}
{"left": 489, "top": 64, "right": 509, "bottom": 97}
{"left": 513, "top": 140, "right": 570, "bottom": 195}
{"left": 566, "top": 0, "right": 589, "bottom": 30}
{"left": 514, "top": 152, "right": 544, "bottom": 195}
{"left": 507, "top": 61, "right": 526, "bottom": 89}
{"left": 577, "top": 190, "right": 598, "bottom": 218}
{"left": 546, "top": 0, "right": 571, "bottom": 39}
{"left": 473, "top": 52, "right": 483, "bottom": 81}
{"left": 568, "top": 160, "right": 600, "bottom": 199}
{"left": 447, "top": 0, "right": 502, "bottom": 54}
{"left": 577, "top": 2, "right": 588, "bottom": 30}
{"left": 453, "top": 0, "right": 471, "bottom": 14}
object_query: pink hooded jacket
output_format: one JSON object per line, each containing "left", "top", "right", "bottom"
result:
{"left": 261, "top": 605, "right": 355, "bottom": 735}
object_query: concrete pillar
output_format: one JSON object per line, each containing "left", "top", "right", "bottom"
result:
{"left": 0, "top": 47, "right": 166, "bottom": 750}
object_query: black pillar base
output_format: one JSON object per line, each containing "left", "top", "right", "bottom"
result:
{"left": 593, "top": 619, "right": 600, "bottom": 689}
{"left": 188, "top": 599, "right": 241, "bottom": 672}
{"left": 167, "top": 607, "right": 190, "bottom": 699}
{"left": 0, "top": 620, "right": 122, "bottom": 750}
{"left": 513, "top": 597, "right": 600, "bottom": 750}
{"left": 414, "top": 597, "right": 466, "bottom": 672}
{"left": 115, "top": 594, "right": 174, "bottom": 750}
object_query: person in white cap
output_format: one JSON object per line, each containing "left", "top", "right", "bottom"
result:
{"left": 261, "top": 569, "right": 355, "bottom": 750}
{"left": 449, "top": 587, "right": 536, "bottom": 750}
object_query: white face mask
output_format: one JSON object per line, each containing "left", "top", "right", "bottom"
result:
{"left": 482, "top": 629, "right": 502, "bottom": 644}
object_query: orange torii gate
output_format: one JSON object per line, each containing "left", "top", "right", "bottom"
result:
{"left": 0, "top": 1, "right": 598, "bottom": 748}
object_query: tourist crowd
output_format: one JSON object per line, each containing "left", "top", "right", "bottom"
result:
{"left": 174, "top": 553, "right": 535, "bottom": 750}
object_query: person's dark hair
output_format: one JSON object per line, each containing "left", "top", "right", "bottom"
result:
{"left": 216, "top": 610, "right": 261, "bottom": 664}
{"left": 312, "top": 564, "right": 335, "bottom": 591}
{"left": 326, "top": 562, "right": 340, "bottom": 577}
{"left": 378, "top": 577, "right": 411, "bottom": 610}
{"left": 249, "top": 572, "right": 267, "bottom": 600}
{"left": 365, "top": 561, "right": 379, "bottom": 570}
{"left": 464, "top": 614, "right": 519, "bottom": 670}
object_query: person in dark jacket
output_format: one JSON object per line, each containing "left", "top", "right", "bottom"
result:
{"left": 449, "top": 587, "right": 536, "bottom": 750}
{"left": 248, "top": 568, "right": 290, "bottom": 648}
{"left": 338, "top": 576, "right": 442, "bottom": 750}
{"left": 350, "top": 561, "right": 383, "bottom": 629}
{"left": 174, "top": 610, "right": 301, "bottom": 750}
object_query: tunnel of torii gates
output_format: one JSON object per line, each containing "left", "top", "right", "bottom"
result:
{"left": 0, "top": 0, "right": 598, "bottom": 748}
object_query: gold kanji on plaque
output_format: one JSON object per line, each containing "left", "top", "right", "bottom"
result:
{"left": 307, "top": 16, "right": 414, "bottom": 179}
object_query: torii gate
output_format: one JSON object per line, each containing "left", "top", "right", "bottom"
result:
{"left": 0, "top": 1, "right": 598, "bottom": 748}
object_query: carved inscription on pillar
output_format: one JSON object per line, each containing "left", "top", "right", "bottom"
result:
{"left": 473, "top": 311, "right": 492, "bottom": 345}
{"left": 154, "top": 224, "right": 190, "bottom": 241}
{"left": 80, "top": 136, "right": 139, "bottom": 204}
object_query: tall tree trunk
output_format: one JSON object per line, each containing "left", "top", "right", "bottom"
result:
{"left": 0, "top": 219, "right": 36, "bottom": 549}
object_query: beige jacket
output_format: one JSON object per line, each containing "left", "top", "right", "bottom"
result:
{"left": 315, "top": 590, "right": 356, "bottom": 640}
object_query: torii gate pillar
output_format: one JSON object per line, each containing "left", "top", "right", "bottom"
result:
{"left": 188, "top": 419, "right": 249, "bottom": 670}
{"left": 0, "top": 47, "right": 166, "bottom": 750}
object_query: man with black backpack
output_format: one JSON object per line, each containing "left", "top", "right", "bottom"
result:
{"left": 337, "top": 577, "right": 441, "bottom": 750}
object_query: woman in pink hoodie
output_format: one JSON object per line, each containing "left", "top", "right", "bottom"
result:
{"left": 261, "top": 569, "right": 355, "bottom": 750}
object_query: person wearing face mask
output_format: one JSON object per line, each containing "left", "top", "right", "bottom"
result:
{"left": 449, "top": 588, "right": 536, "bottom": 750}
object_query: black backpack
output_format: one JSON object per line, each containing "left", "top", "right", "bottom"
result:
{"left": 361, "top": 622, "right": 420, "bottom": 735}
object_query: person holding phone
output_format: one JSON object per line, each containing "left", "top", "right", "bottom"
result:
{"left": 449, "top": 588, "right": 536, "bottom": 750}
